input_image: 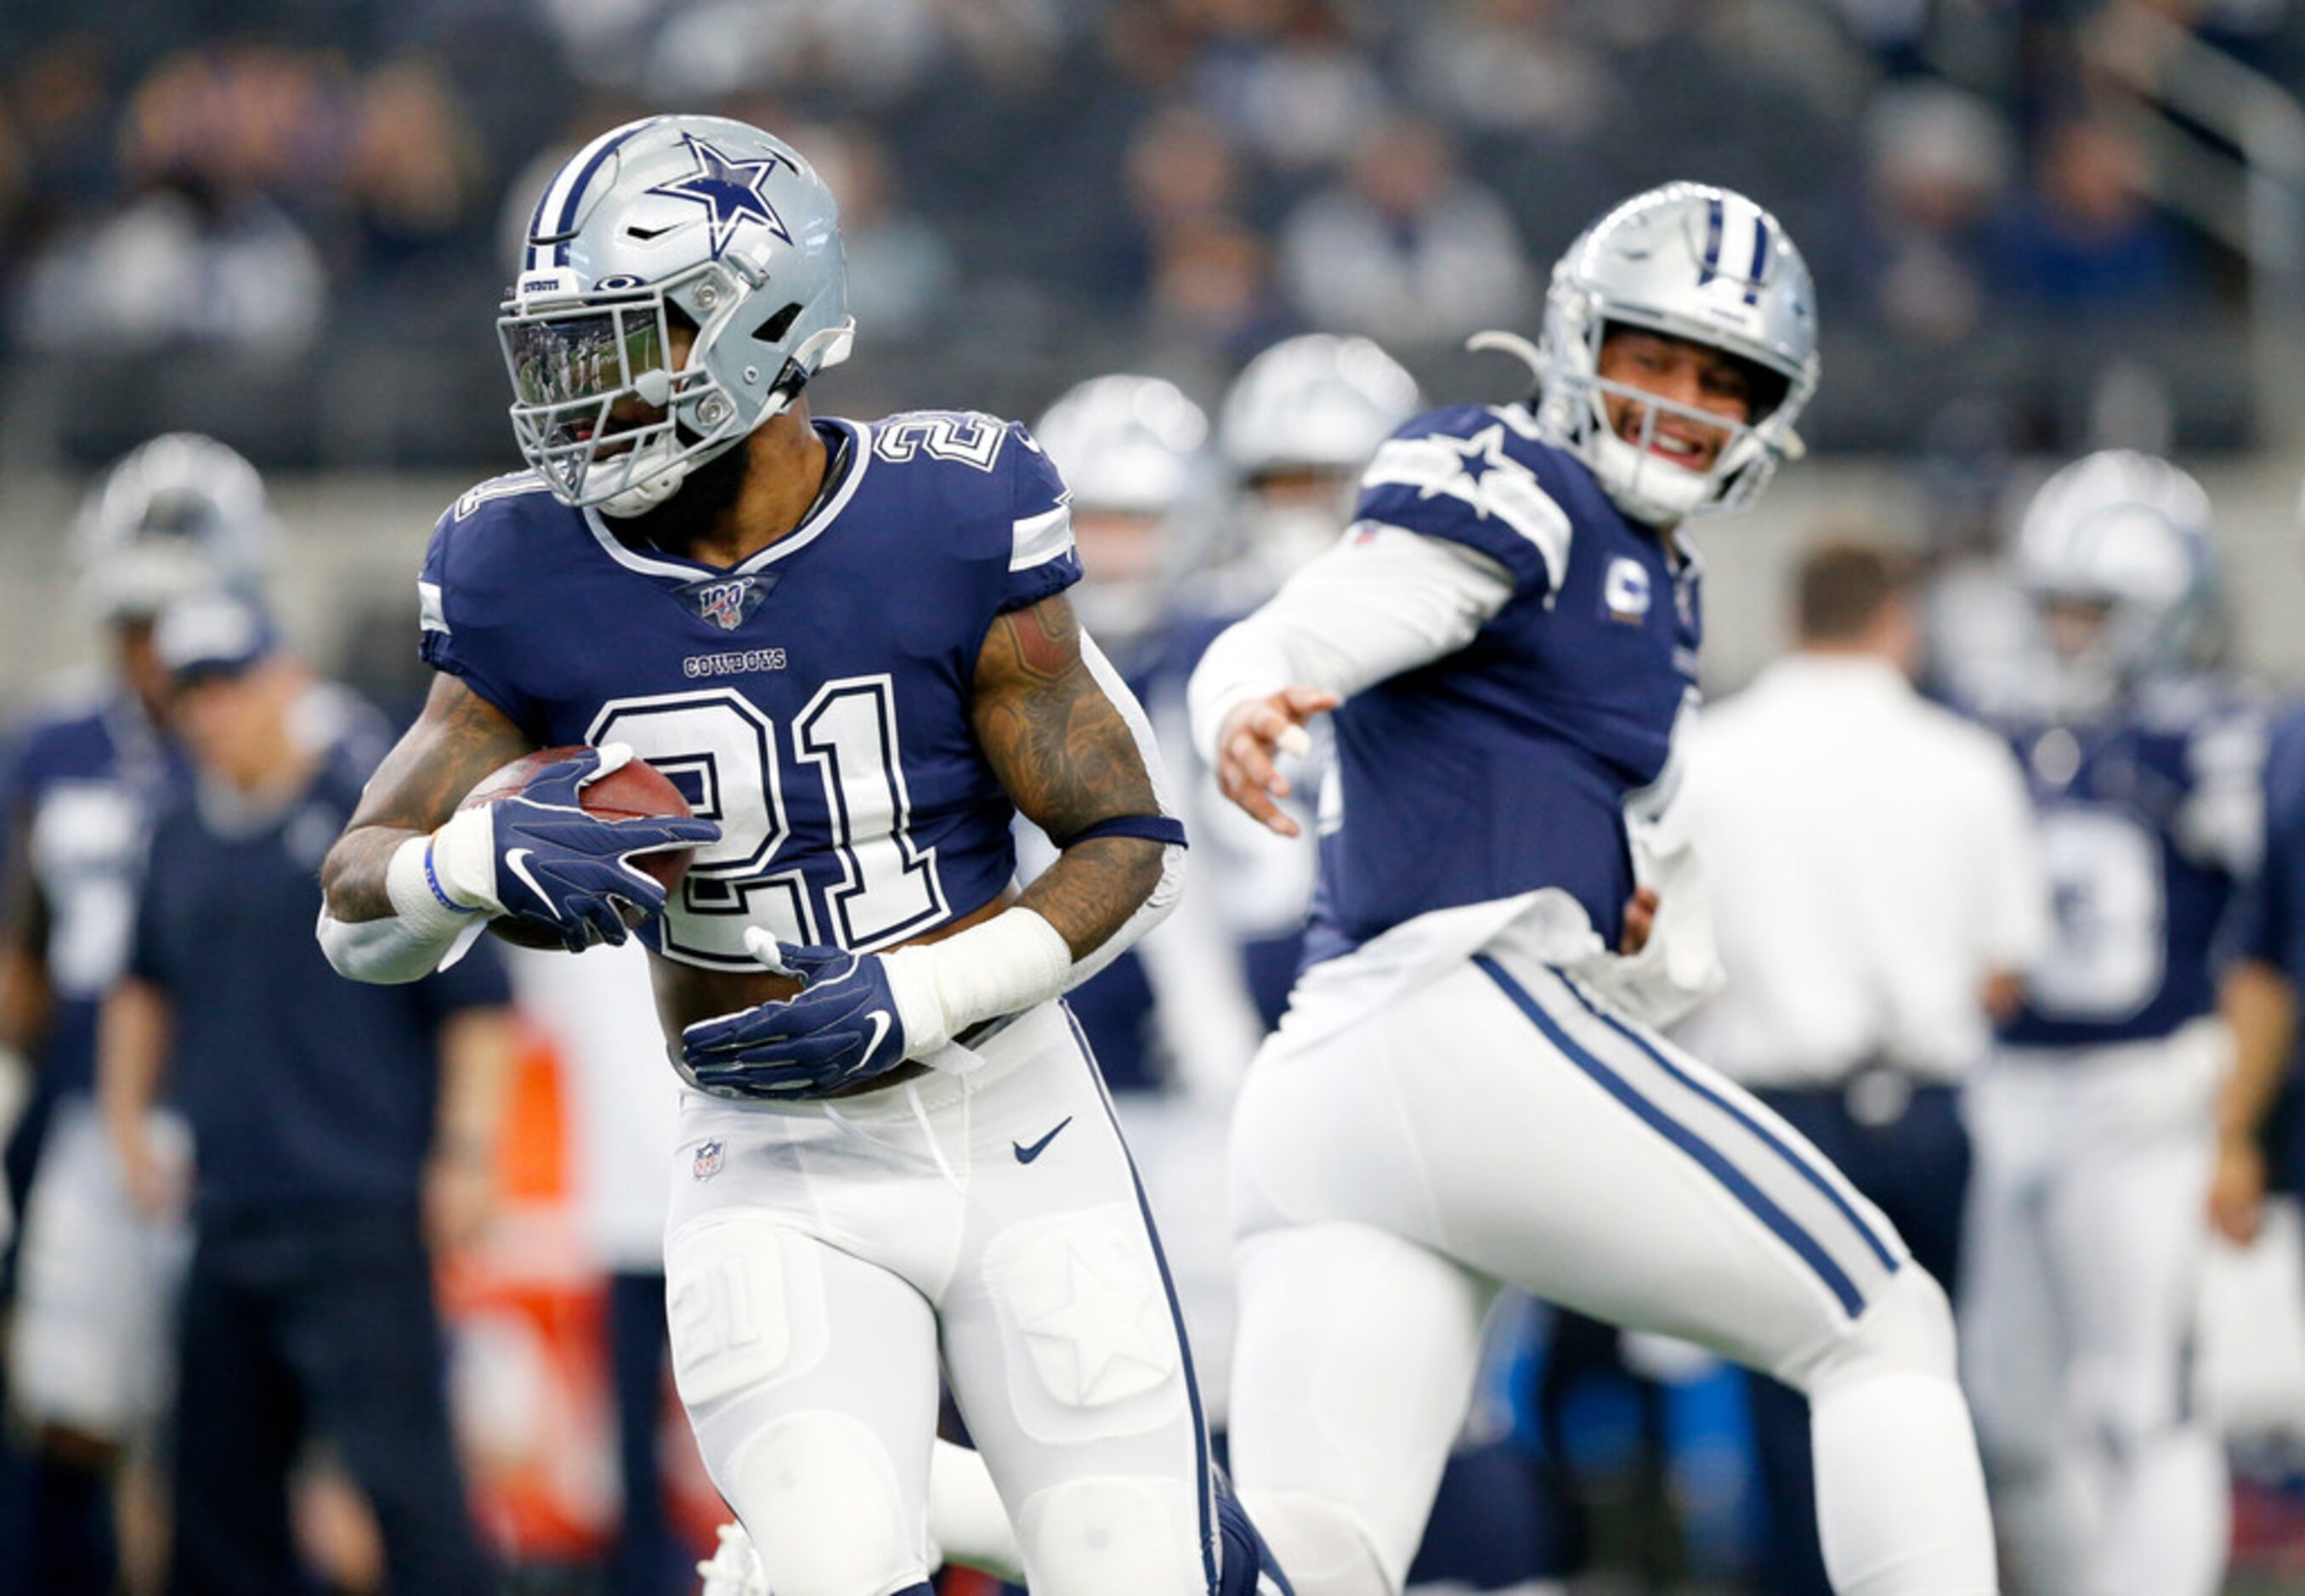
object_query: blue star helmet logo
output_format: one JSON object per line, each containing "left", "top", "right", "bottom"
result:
{"left": 644, "top": 134, "right": 794, "bottom": 259}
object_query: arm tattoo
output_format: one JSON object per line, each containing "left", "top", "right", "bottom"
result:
{"left": 320, "top": 674, "right": 535, "bottom": 922}
{"left": 973, "top": 594, "right": 1166, "bottom": 959}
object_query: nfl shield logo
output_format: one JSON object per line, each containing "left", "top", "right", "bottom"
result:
{"left": 699, "top": 580, "right": 750, "bottom": 631}
{"left": 693, "top": 1140, "right": 724, "bottom": 1181}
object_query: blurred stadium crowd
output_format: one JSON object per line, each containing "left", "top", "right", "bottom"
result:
{"left": 1, "top": 0, "right": 2302, "bottom": 472}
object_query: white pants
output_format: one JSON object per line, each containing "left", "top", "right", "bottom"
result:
{"left": 8, "top": 1095, "right": 189, "bottom": 1440}
{"left": 1961, "top": 1027, "right": 2229, "bottom": 1596}
{"left": 1227, "top": 948, "right": 1996, "bottom": 1596}
{"left": 664, "top": 1001, "right": 1223, "bottom": 1596}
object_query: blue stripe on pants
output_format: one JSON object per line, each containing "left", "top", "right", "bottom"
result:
{"left": 1470, "top": 955, "right": 1869, "bottom": 1317}
{"left": 1549, "top": 972, "right": 1905, "bottom": 1274}
{"left": 1061, "top": 1005, "right": 1220, "bottom": 1593}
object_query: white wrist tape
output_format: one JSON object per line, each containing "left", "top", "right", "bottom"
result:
{"left": 423, "top": 806, "right": 502, "bottom": 914}
{"left": 387, "top": 834, "right": 490, "bottom": 937}
{"left": 881, "top": 907, "right": 1074, "bottom": 1062}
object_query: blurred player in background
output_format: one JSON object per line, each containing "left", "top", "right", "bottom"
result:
{"left": 317, "top": 114, "right": 1288, "bottom": 1596}
{"left": 100, "top": 589, "right": 513, "bottom": 1593}
{"left": 1191, "top": 183, "right": 2000, "bottom": 1596}
{"left": 1676, "top": 540, "right": 2049, "bottom": 1596}
{"left": 1958, "top": 452, "right": 2259, "bottom": 1596}
{"left": 0, "top": 435, "right": 267, "bottom": 1593}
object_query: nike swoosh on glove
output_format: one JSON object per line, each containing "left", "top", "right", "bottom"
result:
{"left": 681, "top": 932, "right": 914, "bottom": 1099}
{"left": 486, "top": 747, "right": 721, "bottom": 953}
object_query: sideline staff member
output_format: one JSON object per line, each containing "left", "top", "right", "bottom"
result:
{"left": 99, "top": 591, "right": 513, "bottom": 1595}
{"left": 1674, "top": 542, "right": 2047, "bottom": 1596}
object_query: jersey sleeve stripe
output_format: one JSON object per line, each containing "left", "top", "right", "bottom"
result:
{"left": 417, "top": 580, "right": 449, "bottom": 636}
{"left": 1010, "top": 503, "right": 1076, "bottom": 573}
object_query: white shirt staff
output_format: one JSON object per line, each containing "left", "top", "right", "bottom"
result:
{"left": 1674, "top": 543, "right": 2050, "bottom": 1090}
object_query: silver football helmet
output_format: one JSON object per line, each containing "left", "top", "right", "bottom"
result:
{"left": 1220, "top": 333, "right": 1421, "bottom": 483}
{"left": 1221, "top": 334, "right": 1421, "bottom": 577}
{"left": 499, "top": 115, "right": 854, "bottom": 518}
{"left": 2015, "top": 449, "right": 2220, "bottom": 694}
{"left": 1475, "top": 182, "right": 1819, "bottom": 527}
{"left": 73, "top": 433, "right": 274, "bottom": 620}
{"left": 1033, "top": 375, "right": 1215, "bottom": 642}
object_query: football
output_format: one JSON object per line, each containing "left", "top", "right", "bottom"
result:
{"left": 459, "top": 746, "right": 697, "bottom": 948}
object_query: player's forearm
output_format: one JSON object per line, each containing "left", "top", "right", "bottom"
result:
{"left": 2217, "top": 959, "right": 2296, "bottom": 1144}
{"left": 0, "top": 942, "right": 52, "bottom": 1056}
{"left": 1188, "top": 524, "right": 1512, "bottom": 761}
{"left": 96, "top": 979, "right": 171, "bottom": 1138}
{"left": 321, "top": 825, "right": 424, "bottom": 922}
{"left": 434, "top": 1009, "right": 516, "bottom": 1165}
{"left": 1017, "top": 835, "right": 1172, "bottom": 960}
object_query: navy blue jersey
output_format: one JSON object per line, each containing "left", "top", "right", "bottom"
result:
{"left": 2239, "top": 698, "right": 2305, "bottom": 1190}
{"left": 1996, "top": 678, "right": 2263, "bottom": 1049}
{"left": 2240, "top": 699, "right": 2305, "bottom": 982}
{"left": 419, "top": 413, "right": 1082, "bottom": 971}
{"left": 1304, "top": 405, "right": 1702, "bottom": 965}
{"left": 2, "top": 689, "right": 188, "bottom": 1095}
{"left": 130, "top": 717, "right": 510, "bottom": 1222}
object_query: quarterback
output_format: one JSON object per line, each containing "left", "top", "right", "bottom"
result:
{"left": 1188, "top": 184, "right": 2000, "bottom": 1596}
{"left": 317, "top": 115, "right": 1283, "bottom": 1596}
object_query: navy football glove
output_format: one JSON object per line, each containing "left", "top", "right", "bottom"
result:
{"left": 681, "top": 938, "right": 912, "bottom": 1099}
{"left": 478, "top": 747, "right": 720, "bottom": 953}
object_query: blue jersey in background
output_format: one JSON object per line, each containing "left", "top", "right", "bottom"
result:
{"left": 1993, "top": 677, "right": 2263, "bottom": 1050}
{"left": 2, "top": 688, "right": 188, "bottom": 1097}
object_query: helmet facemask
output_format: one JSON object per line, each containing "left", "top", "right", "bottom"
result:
{"left": 1535, "top": 277, "right": 1811, "bottom": 527}
{"left": 500, "top": 257, "right": 850, "bottom": 518}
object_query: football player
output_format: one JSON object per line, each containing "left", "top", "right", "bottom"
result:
{"left": 1, "top": 434, "right": 263, "bottom": 1589}
{"left": 1187, "top": 184, "right": 2000, "bottom": 1596}
{"left": 315, "top": 115, "right": 1286, "bottom": 1596}
{"left": 1957, "top": 452, "right": 2252, "bottom": 1596}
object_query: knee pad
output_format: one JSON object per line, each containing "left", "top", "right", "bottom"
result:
{"left": 726, "top": 1410, "right": 923, "bottom": 1596}
{"left": 1790, "top": 1264, "right": 1959, "bottom": 1396}
{"left": 1018, "top": 1474, "right": 1204, "bottom": 1596}
{"left": 1237, "top": 1489, "right": 1396, "bottom": 1596}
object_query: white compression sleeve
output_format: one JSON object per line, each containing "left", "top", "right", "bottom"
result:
{"left": 314, "top": 835, "right": 485, "bottom": 984}
{"left": 1187, "top": 524, "right": 1515, "bottom": 763}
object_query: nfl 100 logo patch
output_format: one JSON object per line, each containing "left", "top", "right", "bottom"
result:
{"left": 693, "top": 1140, "right": 724, "bottom": 1181}
{"left": 677, "top": 571, "right": 777, "bottom": 631}
{"left": 699, "top": 580, "right": 750, "bottom": 631}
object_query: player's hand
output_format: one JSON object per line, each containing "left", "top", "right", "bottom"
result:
{"left": 1620, "top": 886, "right": 1660, "bottom": 956}
{"left": 422, "top": 1143, "right": 496, "bottom": 1255}
{"left": 2209, "top": 1134, "right": 2267, "bottom": 1245}
{"left": 1215, "top": 687, "right": 1339, "bottom": 837}
{"left": 681, "top": 932, "right": 915, "bottom": 1098}
{"left": 450, "top": 744, "right": 721, "bottom": 953}
{"left": 112, "top": 1120, "right": 182, "bottom": 1218}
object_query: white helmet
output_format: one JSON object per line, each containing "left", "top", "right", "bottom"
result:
{"left": 499, "top": 114, "right": 855, "bottom": 517}
{"left": 1032, "top": 375, "right": 1215, "bottom": 642}
{"left": 1219, "top": 334, "right": 1421, "bottom": 482}
{"left": 2015, "top": 449, "right": 2220, "bottom": 689}
{"left": 1034, "top": 375, "right": 1212, "bottom": 518}
{"left": 73, "top": 433, "right": 274, "bottom": 620}
{"left": 1476, "top": 182, "right": 1819, "bottom": 527}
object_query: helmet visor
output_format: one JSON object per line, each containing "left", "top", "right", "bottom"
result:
{"left": 501, "top": 303, "right": 664, "bottom": 423}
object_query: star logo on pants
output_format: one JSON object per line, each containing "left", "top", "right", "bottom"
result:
{"left": 1017, "top": 1242, "right": 1174, "bottom": 1407}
